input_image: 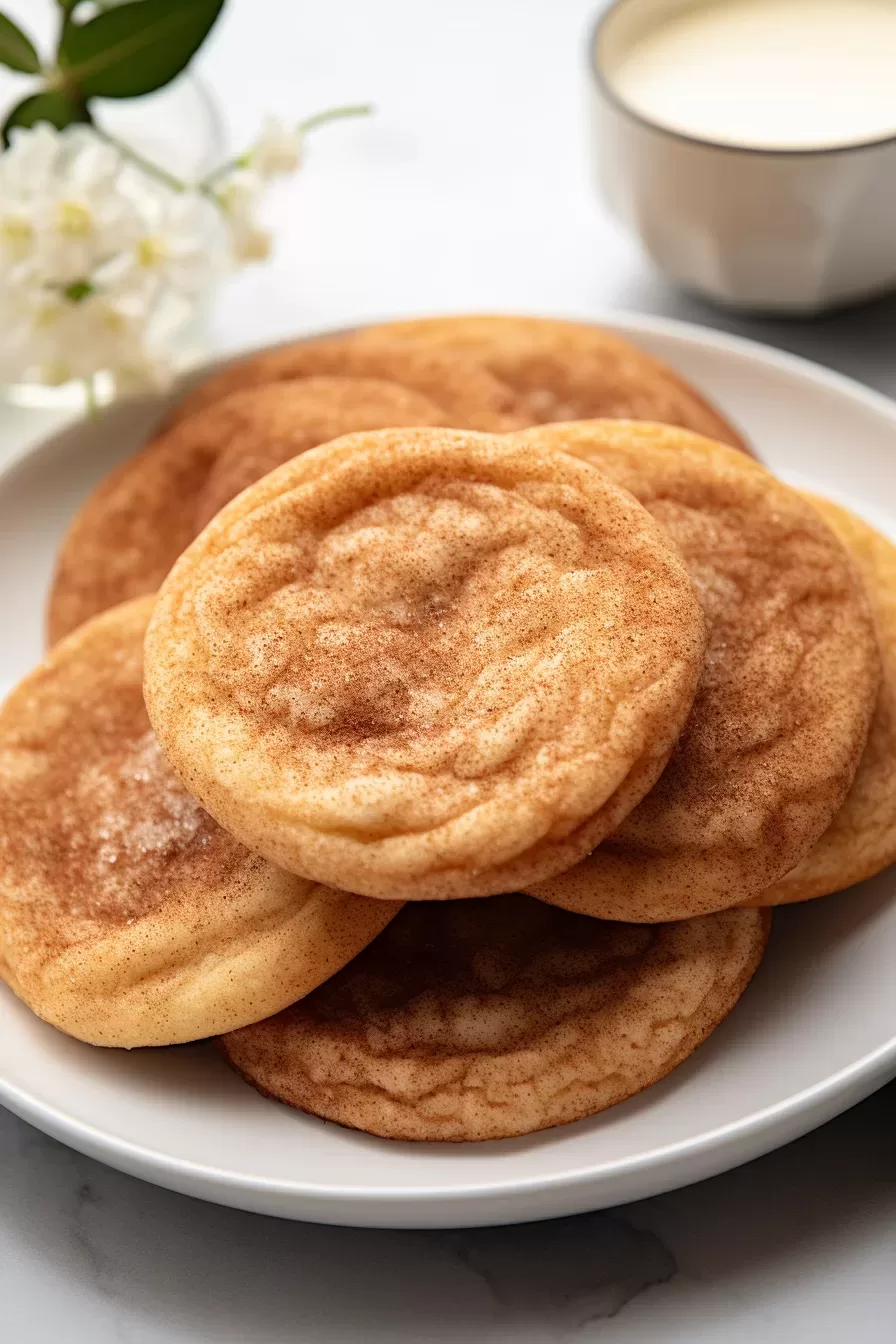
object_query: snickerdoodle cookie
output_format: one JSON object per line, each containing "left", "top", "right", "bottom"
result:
{"left": 0, "top": 596, "right": 399, "bottom": 1047}
{"left": 349, "top": 314, "right": 753, "bottom": 453}
{"left": 144, "top": 427, "right": 706, "bottom": 900}
{"left": 752, "top": 496, "right": 896, "bottom": 905}
{"left": 47, "top": 377, "right": 448, "bottom": 644}
{"left": 166, "top": 333, "right": 529, "bottom": 431}
{"left": 516, "top": 422, "right": 880, "bottom": 922}
{"left": 220, "top": 895, "right": 770, "bottom": 1142}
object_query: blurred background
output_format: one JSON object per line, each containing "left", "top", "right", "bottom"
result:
{"left": 3, "top": 0, "right": 896, "bottom": 388}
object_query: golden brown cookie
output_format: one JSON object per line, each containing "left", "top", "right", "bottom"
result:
{"left": 47, "top": 377, "right": 448, "bottom": 645}
{"left": 751, "top": 496, "right": 896, "bottom": 905}
{"left": 144, "top": 427, "right": 706, "bottom": 900}
{"left": 220, "top": 895, "right": 770, "bottom": 1142}
{"left": 0, "top": 596, "right": 399, "bottom": 1048}
{"left": 515, "top": 422, "right": 880, "bottom": 922}
{"left": 192, "top": 375, "right": 441, "bottom": 529}
{"left": 167, "top": 334, "right": 529, "bottom": 432}
{"left": 350, "top": 314, "right": 753, "bottom": 454}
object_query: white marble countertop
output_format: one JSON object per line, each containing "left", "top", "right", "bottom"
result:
{"left": 2, "top": 0, "right": 896, "bottom": 1339}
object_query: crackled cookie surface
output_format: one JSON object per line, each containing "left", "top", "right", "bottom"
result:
{"left": 350, "top": 314, "right": 753, "bottom": 453}
{"left": 518, "top": 422, "right": 880, "bottom": 921}
{"left": 145, "top": 427, "right": 706, "bottom": 900}
{"left": 220, "top": 895, "right": 770, "bottom": 1142}
{"left": 47, "top": 377, "right": 449, "bottom": 645}
{"left": 752, "top": 496, "right": 896, "bottom": 905}
{"left": 0, "top": 597, "right": 398, "bottom": 1047}
{"left": 190, "top": 376, "right": 444, "bottom": 529}
{"left": 167, "top": 333, "right": 529, "bottom": 431}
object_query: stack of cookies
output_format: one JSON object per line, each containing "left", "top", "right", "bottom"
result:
{"left": 1, "top": 316, "right": 892, "bottom": 1144}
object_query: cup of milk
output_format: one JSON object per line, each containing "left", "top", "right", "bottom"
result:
{"left": 591, "top": 0, "right": 896, "bottom": 313}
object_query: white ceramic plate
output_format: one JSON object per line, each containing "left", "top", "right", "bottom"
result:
{"left": 1, "top": 312, "right": 895, "bottom": 1229}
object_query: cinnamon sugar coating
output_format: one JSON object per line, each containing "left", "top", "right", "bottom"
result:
{"left": 349, "top": 314, "right": 753, "bottom": 453}
{"left": 220, "top": 895, "right": 770, "bottom": 1142}
{"left": 144, "top": 427, "right": 706, "bottom": 900}
{"left": 47, "top": 377, "right": 449, "bottom": 645}
{"left": 0, "top": 597, "right": 399, "bottom": 1047}
{"left": 520, "top": 423, "right": 880, "bottom": 921}
{"left": 166, "top": 333, "right": 529, "bottom": 432}
{"left": 751, "top": 495, "right": 896, "bottom": 905}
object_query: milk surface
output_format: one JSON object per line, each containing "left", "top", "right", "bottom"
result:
{"left": 609, "top": 0, "right": 896, "bottom": 150}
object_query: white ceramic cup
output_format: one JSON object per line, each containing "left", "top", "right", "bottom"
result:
{"left": 590, "top": 0, "right": 896, "bottom": 314}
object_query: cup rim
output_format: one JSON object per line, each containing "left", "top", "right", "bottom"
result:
{"left": 589, "top": 0, "right": 896, "bottom": 159}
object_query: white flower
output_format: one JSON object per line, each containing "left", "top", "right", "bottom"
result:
{"left": 230, "top": 222, "right": 273, "bottom": 263}
{"left": 0, "top": 123, "right": 225, "bottom": 390}
{"left": 208, "top": 114, "right": 315, "bottom": 266}
{"left": 10, "top": 126, "right": 137, "bottom": 286}
{"left": 0, "top": 211, "right": 33, "bottom": 263}
{"left": 0, "top": 110, "right": 316, "bottom": 390}
{"left": 212, "top": 167, "right": 273, "bottom": 265}
{"left": 106, "top": 176, "right": 226, "bottom": 296}
{"left": 247, "top": 116, "right": 305, "bottom": 179}
{"left": 0, "top": 122, "right": 63, "bottom": 197}
{"left": 0, "top": 277, "right": 192, "bottom": 391}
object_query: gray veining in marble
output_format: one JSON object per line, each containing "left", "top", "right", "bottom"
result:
{"left": 2, "top": 1086, "right": 895, "bottom": 1343}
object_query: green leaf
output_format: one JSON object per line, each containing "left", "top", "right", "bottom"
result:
{"left": 0, "top": 12, "right": 40, "bottom": 73}
{"left": 1, "top": 91, "right": 91, "bottom": 146}
{"left": 59, "top": 0, "right": 225, "bottom": 99}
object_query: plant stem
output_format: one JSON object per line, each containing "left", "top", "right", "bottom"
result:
{"left": 91, "top": 124, "right": 188, "bottom": 193}
{"left": 83, "top": 374, "right": 98, "bottom": 416}
{"left": 297, "top": 102, "right": 373, "bottom": 134}
{"left": 200, "top": 103, "right": 374, "bottom": 189}
{"left": 91, "top": 102, "right": 372, "bottom": 205}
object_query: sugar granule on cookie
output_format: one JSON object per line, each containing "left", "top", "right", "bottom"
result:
{"left": 145, "top": 427, "right": 706, "bottom": 900}
{"left": 0, "top": 596, "right": 398, "bottom": 1047}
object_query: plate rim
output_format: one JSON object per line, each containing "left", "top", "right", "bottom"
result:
{"left": 0, "top": 1011, "right": 893, "bottom": 1213}
{"left": 2, "top": 306, "right": 896, "bottom": 1222}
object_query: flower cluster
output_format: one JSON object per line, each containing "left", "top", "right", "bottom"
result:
{"left": 0, "top": 116, "right": 308, "bottom": 394}
{"left": 212, "top": 116, "right": 306, "bottom": 263}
